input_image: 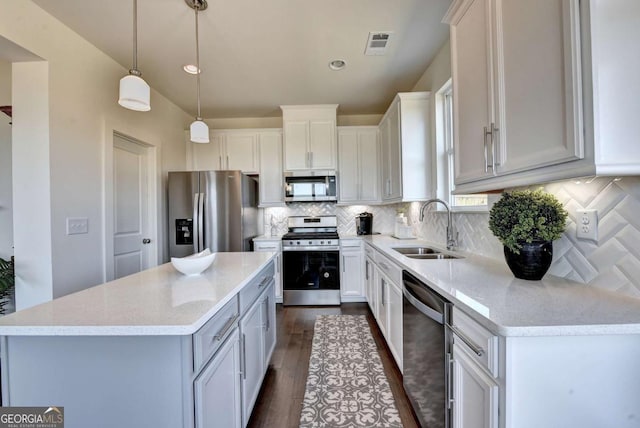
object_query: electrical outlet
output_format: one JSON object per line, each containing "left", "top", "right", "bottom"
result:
{"left": 66, "top": 217, "right": 88, "bottom": 235}
{"left": 576, "top": 209, "right": 597, "bottom": 242}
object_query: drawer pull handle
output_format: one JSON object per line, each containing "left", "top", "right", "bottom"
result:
{"left": 259, "top": 246, "right": 278, "bottom": 250}
{"left": 213, "top": 314, "right": 239, "bottom": 342}
{"left": 447, "top": 323, "right": 485, "bottom": 357}
{"left": 258, "top": 276, "right": 270, "bottom": 287}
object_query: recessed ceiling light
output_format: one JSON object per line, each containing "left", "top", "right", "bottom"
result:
{"left": 329, "top": 59, "right": 346, "bottom": 71}
{"left": 183, "top": 64, "right": 201, "bottom": 74}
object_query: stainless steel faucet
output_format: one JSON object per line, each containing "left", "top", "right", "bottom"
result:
{"left": 419, "top": 198, "right": 458, "bottom": 251}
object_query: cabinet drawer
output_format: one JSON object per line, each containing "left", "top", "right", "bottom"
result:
{"left": 340, "top": 239, "right": 362, "bottom": 249}
{"left": 375, "top": 252, "right": 402, "bottom": 286}
{"left": 254, "top": 241, "right": 282, "bottom": 252}
{"left": 239, "top": 263, "right": 275, "bottom": 314}
{"left": 364, "top": 243, "right": 375, "bottom": 258}
{"left": 451, "top": 308, "right": 499, "bottom": 377}
{"left": 193, "top": 296, "right": 239, "bottom": 373}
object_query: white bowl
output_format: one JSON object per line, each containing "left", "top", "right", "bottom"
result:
{"left": 171, "top": 249, "right": 216, "bottom": 276}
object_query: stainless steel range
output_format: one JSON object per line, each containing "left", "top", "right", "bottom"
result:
{"left": 282, "top": 216, "right": 340, "bottom": 306}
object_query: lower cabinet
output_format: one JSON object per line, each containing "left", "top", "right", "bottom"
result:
{"left": 452, "top": 342, "right": 499, "bottom": 428}
{"left": 386, "top": 279, "right": 403, "bottom": 372}
{"left": 253, "top": 239, "right": 283, "bottom": 302}
{"left": 364, "top": 255, "right": 376, "bottom": 314}
{"left": 340, "top": 238, "right": 366, "bottom": 302}
{"left": 194, "top": 329, "right": 242, "bottom": 428}
{"left": 241, "top": 292, "right": 267, "bottom": 425}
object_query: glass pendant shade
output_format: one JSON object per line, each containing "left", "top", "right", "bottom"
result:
{"left": 190, "top": 119, "right": 210, "bottom": 143}
{"left": 118, "top": 74, "right": 151, "bottom": 111}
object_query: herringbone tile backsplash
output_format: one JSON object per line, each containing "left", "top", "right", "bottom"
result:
{"left": 264, "top": 177, "right": 640, "bottom": 298}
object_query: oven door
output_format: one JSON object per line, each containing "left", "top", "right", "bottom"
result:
{"left": 282, "top": 248, "right": 340, "bottom": 291}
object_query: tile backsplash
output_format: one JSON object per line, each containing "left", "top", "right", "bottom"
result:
{"left": 263, "top": 176, "right": 640, "bottom": 299}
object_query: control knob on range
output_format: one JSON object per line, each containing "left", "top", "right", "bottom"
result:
{"left": 308, "top": 241, "right": 312, "bottom": 245}
{"left": 320, "top": 241, "right": 324, "bottom": 245}
{"left": 296, "top": 241, "right": 300, "bottom": 245}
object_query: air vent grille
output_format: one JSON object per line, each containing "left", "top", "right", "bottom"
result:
{"left": 365, "top": 31, "right": 393, "bottom": 55}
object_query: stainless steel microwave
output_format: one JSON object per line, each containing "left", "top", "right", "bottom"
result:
{"left": 284, "top": 171, "right": 337, "bottom": 202}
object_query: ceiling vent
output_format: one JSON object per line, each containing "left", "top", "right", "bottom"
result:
{"left": 364, "top": 32, "right": 394, "bottom": 56}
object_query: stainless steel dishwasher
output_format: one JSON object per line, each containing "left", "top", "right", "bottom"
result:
{"left": 402, "top": 270, "right": 452, "bottom": 428}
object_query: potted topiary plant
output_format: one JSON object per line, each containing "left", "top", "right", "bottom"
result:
{"left": 0, "top": 257, "right": 15, "bottom": 315}
{"left": 488, "top": 190, "right": 568, "bottom": 280}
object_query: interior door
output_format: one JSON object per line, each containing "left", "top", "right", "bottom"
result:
{"left": 113, "top": 134, "right": 151, "bottom": 279}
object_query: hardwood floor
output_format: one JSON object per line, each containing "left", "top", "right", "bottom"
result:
{"left": 247, "top": 303, "right": 420, "bottom": 428}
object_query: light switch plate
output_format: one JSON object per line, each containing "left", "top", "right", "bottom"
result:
{"left": 576, "top": 209, "right": 598, "bottom": 242}
{"left": 66, "top": 217, "right": 88, "bottom": 235}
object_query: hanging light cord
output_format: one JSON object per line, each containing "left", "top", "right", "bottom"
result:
{"left": 131, "top": 0, "right": 140, "bottom": 75}
{"left": 195, "top": 2, "right": 202, "bottom": 120}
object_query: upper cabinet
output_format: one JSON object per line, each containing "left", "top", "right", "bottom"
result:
{"left": 257, "top": 130, "right": 285, "bottom": 207}
{"left": 187, "top": 130, "right": 259, "bottom": 173}
{"left": 378, "top": 92, "right": 433, "bottom": 203}
{"left": 444, "top": 0, "right": 640, "bottom": 193}
{"left": 281, "top": 105, "right": 338, "bottom": 171}
{"left": 337, "top": 126, "right": 380, "bottom": 204}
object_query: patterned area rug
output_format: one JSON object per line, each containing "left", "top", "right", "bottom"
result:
{"left": 299, "top": 315, "right": 403, "bottom": 427}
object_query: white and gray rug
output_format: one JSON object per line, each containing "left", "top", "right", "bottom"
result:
{"left": 299, "top": 315, "right": 403, "bottom": 428}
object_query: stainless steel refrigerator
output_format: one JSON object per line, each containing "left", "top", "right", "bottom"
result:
{"left": 168, "top": 171, "right": 259, "bottom": 257}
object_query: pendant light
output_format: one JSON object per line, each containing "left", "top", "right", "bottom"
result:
{"left": 118, "top": 0, "right": 151, "bottom": 111}
{"left": 187, "top": 0, "right": 209, "bottom": 143}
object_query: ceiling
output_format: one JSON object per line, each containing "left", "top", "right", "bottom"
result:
{"left": 33, "top": 0, "right": 451, "bottom": 118}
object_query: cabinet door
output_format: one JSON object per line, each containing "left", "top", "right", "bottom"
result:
{"left": 358, "top": 129, "right": 380, "bottom": 203}
{"left": 452, "top": 343, "right": 499, "bottom": 428}
{"left": 386, "top": 103, "right": 402, "bottom": 201}
{"left": 376, "top": 269, "right": 388, "bottom": 336}
{"left": 309, "top": 120, "right": 336, "bottom": 169}
{"left": 258, "top": 131, "right": 285, "bottom": 206}
{"left": 253, "top": 241, "right": 282, "bottom": 300}
{"left": 194, "top": 329, "right": 242, "bottom": 428}
{"left": 450, "top": 0, "right": 495, "bottom": 184}
{"left": 340, "top": 248, "right": 364, "bottom": 299}
{"left": 365, "top": 256, "right": 376, "bottom": 314}
{"left": 283, "top": 121, "right": 309, "bottom": 171}
{"left": 225, "top": 132, "right": 259, "bottom": 173}
{"left": 379, "top": 117, "right": 391, "bottom": 198}
{"left": 190, "top": 132, "right": 224, "bottom": 170}
{"left": 497, "top": 0, "right": 583, "bottom": 174}
{"left": 386, "top": 280, "right": 403, "bottom": 372}
{"left": 240, "top": 298, "right": 266, "bottom": 426}
{"left": 337, "top": 130, "right": 359, "bottom": 203}
{"left": 262, "top": 281, "right": 276, "bottom": 365}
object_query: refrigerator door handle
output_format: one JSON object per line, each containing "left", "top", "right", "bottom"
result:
{"left": 192, "top": 192, "right": 200, "bottom": 253}
{"left": 198, "top": 192, "right": 205, "bottom": 252}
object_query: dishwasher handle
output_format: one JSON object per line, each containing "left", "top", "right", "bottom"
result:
{"left": 403, "top": 285, "right": 444, "bottom": 325}
{"left": 447, "top": 323, "right": 485, "bottom": 357}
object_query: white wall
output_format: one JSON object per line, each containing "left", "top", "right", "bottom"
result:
{"left": 0, "top": 60, "right": 12, "bottom": 260}
{"left": 0, "top": 2, "right": 191, "bottom": 309}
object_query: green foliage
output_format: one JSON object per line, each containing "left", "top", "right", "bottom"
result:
{"left": 0, "top": 257, "right": 15, "bottom": 314}
{"left": 488, "top": 190, "right": 568, "bottom": 254}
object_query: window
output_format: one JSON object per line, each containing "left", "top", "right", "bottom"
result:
{"left": 435, "top": 79, "right": 488, "bottom": 210}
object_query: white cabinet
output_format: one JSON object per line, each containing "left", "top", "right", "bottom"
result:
{"left": 281, "top": 105, "right": 338, "bottom": 171}
{"left": 257, "top": 130, "right": 285, "bottom": 207}
{"left": 187, "top": 130, "right": 259, "bottom": 173}
{"left": 378, "top": 92, "right": 432, "bottom": 203}
{"left": 365, "top": 243, "right": 403, "bottom": 370}
{"left": 253, "top": 239, "right": 283, "bottom": 303}
{"left": 194, "top": 329, "right": 242, "bottom": 428}
{"left": 337, "top": 127, "right": 380, "bottom": 204}
{"left": 386, "top": 279, "right": 403, "bottom": 372}
{"left": 340, "top": 239, "right": 366, "bottom": 302}
{"left": 444, "top": 0, "right": 640, "bottom": 193}
{"left": 452, "top": 342, "right": 499, "bottom": 428}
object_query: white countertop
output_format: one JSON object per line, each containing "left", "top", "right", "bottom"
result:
{"left": 364, "top": 235, "right": 640, "bottom": 337}
{"left": 0, "top": 252, "right": 275, "bottom": 336}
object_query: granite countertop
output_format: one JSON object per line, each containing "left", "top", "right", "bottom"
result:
{"left": 364, "top": 235, "right": 640, "bottom": 337}
{"left": 0, "top": 252, "right": 275, "bottom": 336}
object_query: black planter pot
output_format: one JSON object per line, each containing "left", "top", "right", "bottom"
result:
{"left": 504, "top": 241, "right": 553, "bottom": 281}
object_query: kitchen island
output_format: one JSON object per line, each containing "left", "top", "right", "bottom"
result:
{"left": 0, "top": 252, "right": 277, "bottom": 428}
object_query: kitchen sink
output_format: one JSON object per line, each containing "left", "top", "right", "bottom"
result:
{"left": 404, "top": 253, "right": 461, "bottom": 260}
{"left": 391, "top": 246, "right": 463, "bottom": 260}
{"left": 392, "top": 247, "right": 440, "bottom": 255}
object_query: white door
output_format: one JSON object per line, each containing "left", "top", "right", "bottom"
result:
{"left": 225, "top": 132, "right": 258, "bottom": 172}
{"left": 113, "top": 134, "right": 151, "bottom": 279}
{"left": 337, "top": 129, "right": 359, "bottom": 202}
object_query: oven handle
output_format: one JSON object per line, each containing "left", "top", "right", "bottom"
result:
{"left": 282, "top": 246, "right": 339, "bottom": 252}
{"left": 403, "top": 285, "right": 444, "bottom": 325}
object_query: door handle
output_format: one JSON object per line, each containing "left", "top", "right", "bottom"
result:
{"left": 192, "top": 193, "right": 199, "bottom": 253}
{"left": 490, "top": 122, "right": 500, "bottom": 168}
{"left": 142, "top": 238, "right": 151, "bottom": 244}
{"left": 198, "top": 192, "right": 205, "bottom": 252}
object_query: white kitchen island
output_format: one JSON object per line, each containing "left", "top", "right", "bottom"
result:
{"left": 0, "top": 252, "right": 277, "bottom": 428}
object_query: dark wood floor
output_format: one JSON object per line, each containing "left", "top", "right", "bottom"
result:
{"left": 247, "top": 303, "right": 420, "bottom": 428}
